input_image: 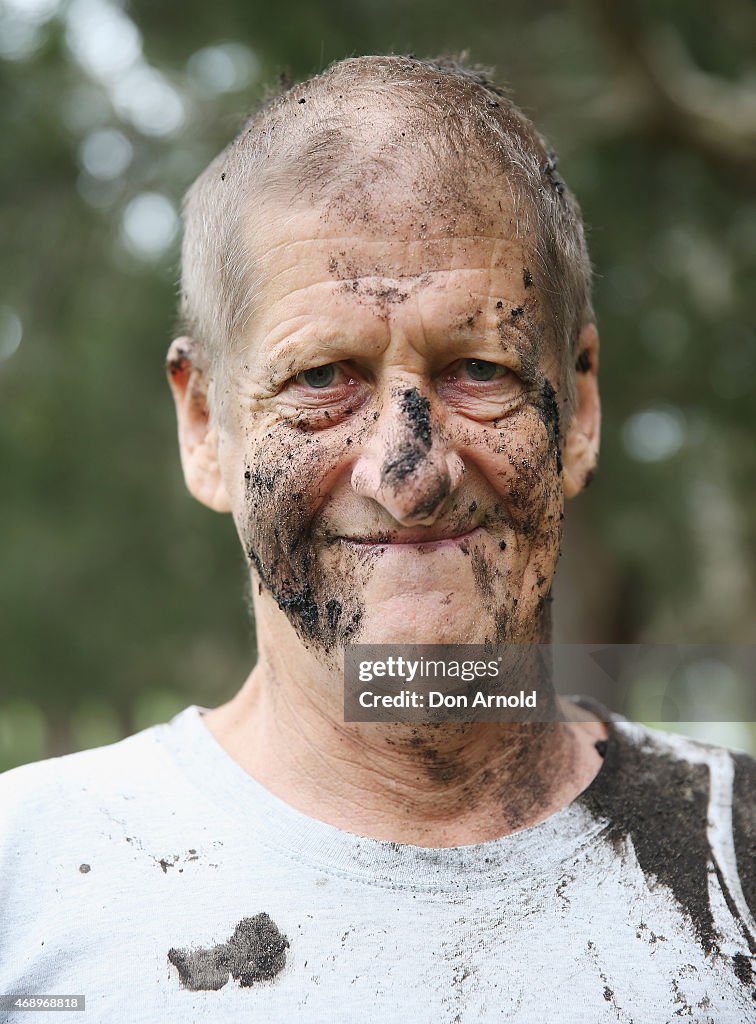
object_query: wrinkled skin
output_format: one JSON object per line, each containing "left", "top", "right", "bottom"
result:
{"left": 213, "top": 198, "right": 586, "bottom": 654}
{"left": 166, "top": 177, "right": 603, "bottom": 845}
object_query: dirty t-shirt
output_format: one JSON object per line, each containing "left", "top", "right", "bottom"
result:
{"left": 0, "top": 703, "right": 754, "bottom": 1024}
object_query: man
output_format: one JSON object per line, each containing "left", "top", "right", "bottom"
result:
{"left": 0, "top": 55, "right": 753, "bottom": 1023}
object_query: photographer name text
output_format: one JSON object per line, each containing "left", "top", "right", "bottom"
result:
{"left": 358, "top": 690, "right": 538, "bottom": 709}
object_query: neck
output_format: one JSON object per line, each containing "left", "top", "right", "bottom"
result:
{"left": 202, "top": 616, "right": 607, "bottom": 846}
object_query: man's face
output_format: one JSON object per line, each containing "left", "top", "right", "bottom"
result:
{"left": 211, "top": 179, "right": 573, "bottom": 658}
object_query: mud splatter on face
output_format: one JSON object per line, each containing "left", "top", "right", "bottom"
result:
{"left": 168, "top": 913, "right": 289, "bottom": 991}
{"left": 230, "top": 182, "right": 572, "bottom": 651}
{"left": 381, "top": 444, "right": 426, "bottom": 487}
{"left": 242, "top": 426, "right": 368, "bottom": 654}
{"left": 399, "top": 387, "right": 432, "bottom": 445}
{"left": 493, "top": 279, "right": 569, "bottom": 476}
{"left": 377, "top": 387, "right": 456, "bottom": 522}
{"left": 533, "top": 379, "right": 562, "bottom": 475}
{"left": 440, "top": 392, "right": 563, "bottom": 646}
{"left": 469, "top": 545, "right": 495, "bottom": 600}
{"left": 380, "top": 388, "right": 432, "bottom": 486}
{"left": 340, "top": 279, "right": 409, "bottom": 310}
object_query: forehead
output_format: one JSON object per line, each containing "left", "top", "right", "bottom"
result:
{"left": 241, "top": 183, "right": 542, "bottom": 353}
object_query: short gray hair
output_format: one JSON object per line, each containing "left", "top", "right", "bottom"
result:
{"left": 179, "top": 54, "right": 594, "bottom": 421}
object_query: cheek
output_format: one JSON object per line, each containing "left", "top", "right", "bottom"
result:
{"left": 465, "top": 411, "right": 563, "bottom": 641}
{"left": 231, "top": 423, "right": 367, "bottom": 649}
{"left": 470, "top": 407, "right": 563, "bottom": 529}
{"left": 238, "top": 427, "right": 329, "bottom": 556}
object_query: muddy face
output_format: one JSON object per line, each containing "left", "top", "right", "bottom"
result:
{"left": 214, "top": 183, "right": 569, "bottom": 663}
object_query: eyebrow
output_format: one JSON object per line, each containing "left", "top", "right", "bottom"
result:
{"left": 253, "top": 304, "right": 542, "bottom": 389}
{"left": 255, "top": 324, "right": 382, "bottom": 390}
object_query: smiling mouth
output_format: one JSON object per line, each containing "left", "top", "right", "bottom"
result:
{"left": 341, "top": 526, "right": 482, "bottom": 550}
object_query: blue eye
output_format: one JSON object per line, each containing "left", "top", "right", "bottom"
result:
{"left": 301, "top": 364, "right": 337, "bottom": 388}
{"left": 464, "top": 359, "right": 500, "bottom": 381}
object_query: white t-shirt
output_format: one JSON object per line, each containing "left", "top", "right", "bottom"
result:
{"left": 0, "top": 702, "right": 753, "bottom": 1023}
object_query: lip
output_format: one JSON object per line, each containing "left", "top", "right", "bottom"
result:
{"left": 341, "top": 526, "right": 483, "bottom": 550}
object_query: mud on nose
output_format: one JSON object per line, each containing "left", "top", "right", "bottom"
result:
{"left": 379, "top": 447, "right": 465, "bottom": 526}
{"left": 350, "top": 385, "right": 465, "bottom": 527}
{"left": 352, "top": 434, "right": 465, "bottom": 527}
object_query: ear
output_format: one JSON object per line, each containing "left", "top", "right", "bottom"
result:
{"left": 562, "top": 323, "right": 601, "bottom": 499}
{"left": 165, "top": 337, "right": 231, "bottom": 513}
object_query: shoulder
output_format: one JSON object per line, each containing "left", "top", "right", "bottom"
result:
{"left": 573, "top": 696, "right": 753, "bottom": 789}
{"left": 612, "top": 716, "right": 753, "bottom": 764}
{"left": 587, "top": 715, "right": 754, "bottom": 823}
{"left": 0, "top": 720, "right": 170, "bottom": 833}
{"left": 0, "top": 716, "right": 198, "bottom": 915}
{"left": 580, "top": 717, "right": 755, "bottom": 939}
{"left": 610, "top": 718, "right": 755, "bottom": 801}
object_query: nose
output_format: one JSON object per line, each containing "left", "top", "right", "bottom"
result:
{"left": 351, "top": 386, "right": 465, "bottom": 527}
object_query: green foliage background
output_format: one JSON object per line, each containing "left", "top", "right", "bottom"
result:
{"left": 1, "top": 0, "right": 754, "bottom": 767}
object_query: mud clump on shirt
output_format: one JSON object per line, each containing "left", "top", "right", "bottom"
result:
{"left": 168, "top": 912, "right": 289, "bottom": 990}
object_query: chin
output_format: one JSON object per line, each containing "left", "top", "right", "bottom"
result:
{"left": 353, "top": 591, "right": 494, "bottom": 646}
